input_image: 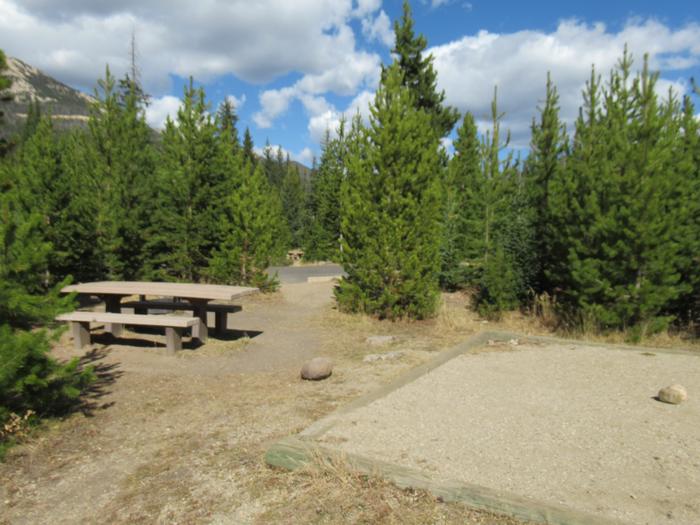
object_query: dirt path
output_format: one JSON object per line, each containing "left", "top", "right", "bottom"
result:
{"left": 1, "top": 282, "right": 530, "bottom": 524}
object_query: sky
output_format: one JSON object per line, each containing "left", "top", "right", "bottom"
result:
{"left": 1, "top": 0, "right": 699, "bottom": 165}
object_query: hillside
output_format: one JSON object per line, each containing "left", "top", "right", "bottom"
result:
{"left": 0, "top": 56, "right": 94, "bottom": 138}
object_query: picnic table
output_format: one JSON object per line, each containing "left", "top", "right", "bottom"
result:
{"left": 61, "top": 281, "right": 258, "bottom": 343}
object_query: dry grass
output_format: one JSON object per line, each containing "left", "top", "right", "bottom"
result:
{"left": 254, "top": 453, "right": 536, "bottom": 525}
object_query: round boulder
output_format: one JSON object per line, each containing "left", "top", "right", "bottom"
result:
{"left": 301, "top": 357, "right": 333, "bottom": 381}
{"left": 657, "top": 384, "right": 688, "bottom": 405}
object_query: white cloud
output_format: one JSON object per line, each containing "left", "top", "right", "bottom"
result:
{"left": 225, "top": 94, "right": 246, "bottom": 110}
{"left": 422, "top": 0, "right": 452, "bottom": 8}
{"left": 430, "top": 19, "right": 700, "bottom": 147}
{"left": 253, "top": 87, "right": 296, "bottom": 128}
{"left": 145, "top": 95, "right": 181, "bottom": 129}
{"left": 362, "top": 10, "right": 394, "bottom": 48}
{"left": 307, "top": 90, "right": 374, "bottom": 142}
{"left": 0, "top": 0, "right": 385, "bottom": 95}
{"left": 253, "top": 50, "right": 381, "bottom": 129}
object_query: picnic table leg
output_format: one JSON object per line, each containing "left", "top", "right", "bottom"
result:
{"left": 134, "top": 294, "right": 147, "bottom": 315}
{"left": 165, "top": 327, "right": 183, "bottom": 355}
{"left": 104, "top": 295, "right": 123, "bottom": 337}
{"left": 71, "top": 321, "right": 91, "bottom": 349}
{"left": 189, "top": 299, "right": 209, "bottom": 343}
{"left": 214, "top": 310, "right": 227, "bottom": 336}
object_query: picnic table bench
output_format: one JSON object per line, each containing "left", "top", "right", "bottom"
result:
{"left": 56, "top": 311, "right": 199, "bottom": 354}
{"left": 58, "top": 281, "right": 258, "bottom": 354}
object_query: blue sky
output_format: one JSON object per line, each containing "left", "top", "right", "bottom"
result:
{"left": 2, "top": 0, "right": 699, "bottom": 165}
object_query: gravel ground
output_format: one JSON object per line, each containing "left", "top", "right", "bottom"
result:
{"left": 319, "top": 342, "right": 700, "bottom": 524}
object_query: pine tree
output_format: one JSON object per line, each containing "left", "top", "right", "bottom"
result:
{"left": 13, "top": 116, "right": 100, "bottom": 286}
{"left": 20, "top": 99, "right": 42, "bottom": 144}
{"left": 208, "top": 159, "right": 282, "bottom": 291}
{"left": 306, "top": 123, "right": 347, "bottom": 261}
{"left": 55, "top": 129, "right": 102, "bottom": 282}
{"left": 671, "top": 95, "right": 700, "bottom": 322}
{"left": 242, "top": 127, "right": 256, "bottom": 167}
{"left": 0, "top": 172, "right": 93, "bottom": 438}
{"left": 145, "top": 78, "right": 224, "bottom": 281}
{"left": 389, "top": 1, "right": 459, "bottom": 137}
{"left": 0, "top": 49, "right": 13, "bottom": 157}
{"left": 88, "top": 66, "right": 155, "bottom": 280}
{"left": 337, "top": 65, "right": 443, "bottom": 319}
{"left": 547, "top": 51, "right": 688, "bottom": 335}
{"left": 216, "top": 98, "right": 240, "bottom": 153}
{"left": 524, "top": 73, "right": 568, "bottom": 293}
{"left": 440, "top": 112, "right": 480, "bottom": 288}
{"left": 280, "top": 162, "right": 310, "bottom": 249}
{"left": 466, "top": 88, "right": 525, "bottom": 317}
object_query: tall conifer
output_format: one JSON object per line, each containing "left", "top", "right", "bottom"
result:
{"left": 547, "top": 51, "right": 687, "bottom": 334}
{"left": 306, "top": 124, "right": 347, "bottom": 261}
{"left": 145, "top": 79, "right": 223, "bottom": 281}
{"left": 88, "top": 67, "right": 155, "bottom": 280}
{"left": 337, "top": 65, "right": 442, "bottom": 319}
{"left": 524, "top": 73, "right": 568, "bottom": 293}
{"left": 390, "top": 1, "right": 459, "bottom": 137}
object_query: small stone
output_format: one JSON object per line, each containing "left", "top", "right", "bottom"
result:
{"left": 301, "top": 357, "right": 333, "bottom": 380}
{"left": 509, "top": 338, "right": 519, "bottom": 346}
{"left": 366, "top": 335, "right": 396, "bottom": 346}
{"left": 363, "top": 351, "right": 404, "bottom": 363}
{"left": 657, "top": 384, "right": 688, "bottom": 405}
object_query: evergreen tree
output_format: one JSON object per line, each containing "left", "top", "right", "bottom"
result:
{"left": 242, "top": 127, "right": 256, "bottom": 167}
{"left": 672, "top": 95, "right": 700, "bottom": 322}
{"left": 389, "top": 1, "right": 459, "bottom": 137}
{"left": 280, "top": 162, "right": 310, "bottom": 249}
{"left": 467, "top": 88, "right": 527, "bottom": 317}
{"left": 88, "top": 66, "right": 155, "bottom": 280}
{"left": 20, "top": 99, "right": 42, "bottom": 144}
{"left": 524, "top": 73, "right": 568, "bottom": 293}
{"left": 440, "top": 112, "right": 480, "bottom": 289}
{"left": 337, "top": 65, "right": 443, "bottom": 319}
{"left": 145, "top": 78, "right": 224, "bottom": 281}
{"left": 7, "top": 109, "right": 101, "bottom": 286}
{"left": 547, "top": 51, "right": 688, "bottom": 335}
{"left": 306, "top": 124, "right": 347, "bottom": 261}
{"left": 0, "top": 49, "right": 13, "bottom": 157}
{"left": 0, "top": 163, "right": 93, "bottom": 440}
{"left": 216, "top": 98, "right": 240, "bottom": 153}
{"left": 208, "top": 160, "right": 282, "bottom": 291}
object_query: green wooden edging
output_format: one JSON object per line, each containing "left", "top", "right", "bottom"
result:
{"left": 266, "top": 331, "right": 695, "bottom": 525}
{"left": 265, "top": 436, "right": 623, "bottom": 525}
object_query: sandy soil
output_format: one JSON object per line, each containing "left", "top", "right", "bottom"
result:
{"left": 0, "top": 281, "right": 530, "bottom": 524}
{"left": 320, "top": 342, "right": 700, "bottom": 525}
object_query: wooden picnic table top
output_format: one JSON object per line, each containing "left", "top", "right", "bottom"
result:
{"left": 61, "top": 281, "right": 258, "bottom": 301}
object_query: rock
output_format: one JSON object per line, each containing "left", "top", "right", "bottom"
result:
{"left": 657, "top": 384, "right": 688, "bottom": 405}
{"left": 366, "top": 335, "right": 396, "bottom": 346}
{"left": 301, "top": 357, "right": 333, "bottom": 381}
{"left": 363, "top": 351, "right": 404, "bottom": 363}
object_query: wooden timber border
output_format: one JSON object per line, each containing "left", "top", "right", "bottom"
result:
{"left": 265, "top": 330, "right": 699, "bottom": 525}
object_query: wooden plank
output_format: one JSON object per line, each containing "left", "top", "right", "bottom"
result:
{"left": 61, "top": 281, "right": 258, "bottom": 301}
{"left": 56, "top": 311, "right": 198, "bottom": 328}
{"left": 266, "top": 437, "right": 623, "bottom": 525}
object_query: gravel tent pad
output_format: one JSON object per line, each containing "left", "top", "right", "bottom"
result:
{"left": 266, "top": 332, "right": 700, "bottom": 525}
